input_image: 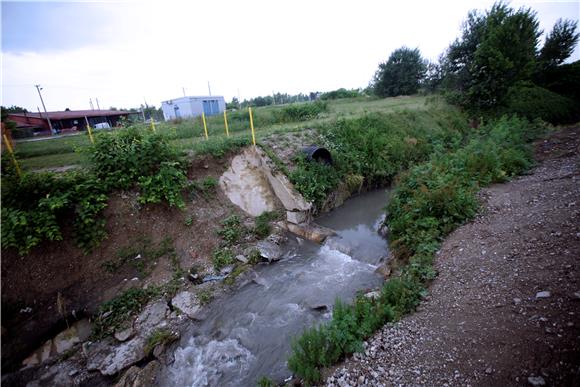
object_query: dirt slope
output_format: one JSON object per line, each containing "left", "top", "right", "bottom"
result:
{"left": 327, "top": 126, "right": 580, "bottom": 386}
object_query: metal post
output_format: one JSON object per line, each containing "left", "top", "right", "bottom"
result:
{"left": 249, "top": 107, "right": 256, "bottom": 146}
{"left": 35, "top": 84, "right": 54, "bottom": 135}
{"left": 223, "top": 110, "right": 230, "bottom": 137}
{"left": 84, "top": 116, "right": 95, "bottom": 144}
{"left": 202, "top": 112, "right": 209, "bottom": 139}
{"left": 3, "top": 133, "right": 21, "bottom": 177}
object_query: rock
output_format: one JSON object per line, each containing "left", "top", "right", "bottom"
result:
{"left": 188, "top": 272, "right": 202, "bottom": 284}
{"left": 219, "top": 148, "right": 279, "bottom": 217}
{"left": 135, "top": 301, "right": 168, "bottom": 332}
{"left": 364, "top": 291, "right": 381, "bottom": 300}
{"left": 236, "top": 254, "right": 248, "bottom": 264}
{"left": 485, "top": 367, "right": 493, "bottom": 374}
{"left": 573, "top": 291, "right": 580, "bottom": 300}
{"left": 86, "top": 338, "right": 147, "bottom": 376}
{"left": 114, "top": 365, "right": 140, "bottom": 387}
{"left": 202, "top": 275, "right": 225, "bottom": 282}
{"left": 220, "top": 265, "right": 234, "bottom": 275}
{"left": 152, "top": 344, "right": 165, "bottom": 359}
{"left": 171, "top": 291, "right": 202, "bottom": 319}
{"left": 528, "top": 376, "right": 546, "bottom": 386}
{"left": 257, "top": 240, "right": 283, "bottom": 262}
{"left": 114, "top": 326, "right": 135, "bottom": 342}
{"left": 375, "top": 263, "right": 392, "bottom": 278}
{"left": 309, "top": 304, "right": 328, "bottom": 312}
{"left": 286, "top": 210, "right": 309, "bottom": 225}
{"left": 536, "top": 291, "right": 551, "bottom": 299}
{"left": 378, "top": 222, "right": 389, "bottom": 238}
{"left": 285, "top": 222, "right": 335, "bottom": 244}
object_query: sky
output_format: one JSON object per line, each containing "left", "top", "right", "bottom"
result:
{"left": 1, "top": 0, "right": 579, "bottom": 112}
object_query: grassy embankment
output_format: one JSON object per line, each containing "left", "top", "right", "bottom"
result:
{"left": 286, "top": 112, "right": 546, "bottom": 383}
{"left": 13, "top": 96, "right": 428, "bottom": 170}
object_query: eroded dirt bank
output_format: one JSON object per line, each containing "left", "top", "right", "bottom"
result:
{"left": 327, "top": 126, "right": 580, "bottom": 386}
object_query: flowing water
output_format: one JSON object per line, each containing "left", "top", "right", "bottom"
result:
{"left": 163, "top": 189, "right": 390, "bottom": 386}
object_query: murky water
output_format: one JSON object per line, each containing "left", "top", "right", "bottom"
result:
{"left": 163, "top": 189, "right": 390, "bottom": 386}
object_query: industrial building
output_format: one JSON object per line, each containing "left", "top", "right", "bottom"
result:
{"left": 161, "top": 96, "right": 226, "bottom": 121}
{"left": 7, "top": 109, "right": 134, "bottom": 137}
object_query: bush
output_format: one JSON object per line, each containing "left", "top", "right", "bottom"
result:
{"left": 320, "top": 88, "right": 361, "bottom": 100}
{"left": 89, "top": 127, "right": 183, "bottom": 190}
{"left": 289, "top": 156, "right": 340, "bottom": 206}
{"left": 212, "top": 247, "right": 234, "bottom": 270}
{"left": 138, "top": 161, "right": 187, "bottom": 208}
{"left": 273, "top": 101, "right": 327, "bottom": 123}
{"left": 501, "top": 82, "right": 579, "bottom": 124}
{"left": 253, "top": 211, "right": 280, "bottom": 239}
{"left": 217, "top": 214, "right": 245, "bottom": 245}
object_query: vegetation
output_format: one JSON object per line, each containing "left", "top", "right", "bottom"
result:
{"left": 288, "top": 115, "right": 544, "bottom": 384}
{"left": 92, "top": 287, "right": 161, "bottom": 339}
{"left": 212, "top": 247, "right": 235, "bottom": 271}
{"left": 437, "top": 2, "right": 579, "bottom": 122}
{"left": 144, "top": 328, "right": 179, "bottom": 355}
{"left": 320, "top": 88, "right": 362, "bottom": 100}
{"left": 253, "top": 211, "right": 281, "bottom": 239}
{"left": 372, "top": 47, "right": 427, "bottom": 97}
{"left": 1, "top": 129, "right": 188, "bottom": 255}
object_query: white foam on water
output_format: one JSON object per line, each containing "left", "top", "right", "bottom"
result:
{"left": 166, "top": 337, "right": 255, "bottom": 387}
{"left": 271, "top": 303, "right": 305, "bottom": 327}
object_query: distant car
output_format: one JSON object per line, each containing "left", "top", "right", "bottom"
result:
{"left": 94, "top": 122, "right": 111, "bottom": 130}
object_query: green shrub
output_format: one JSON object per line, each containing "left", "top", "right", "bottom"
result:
{"left": 289, "top": 156, "right": 340, "bottom": 206}
{"left": 138, "top": 161, "right": 187, "bottom": 208}
{"left": 273, "top": 101, "right": 327, "bottom": 123}
{"left": 212, "top": 247, "right": 235, "bottom": 270}
{"left": 89, "top": 127, "right": 182, "bottom": 190}
{"left": 501, "top": 82, "right": 579, "bottom": 124}
{"left": 320, "top": 88, "right": 361, "bottom": 100}
{"left": 253, "top": 211, "right": 280, "bottom": 239}
{"left": 217, "top": 215, "right": 245, "bottom": 245}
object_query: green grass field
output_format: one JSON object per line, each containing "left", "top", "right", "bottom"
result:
{"left": 12, "top": 95, "right": 432, "bottom": 170}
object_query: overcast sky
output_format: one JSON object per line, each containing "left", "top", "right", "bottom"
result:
{"left": 2, "top": 0, "right": 579, "bottom": 111}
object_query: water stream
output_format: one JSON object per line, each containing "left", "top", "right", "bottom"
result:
{"left": 163, "top": 189, "right": 390, "bottom": 386}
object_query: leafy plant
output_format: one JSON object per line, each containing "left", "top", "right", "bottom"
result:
{"left": 217, "top": 215, "right": 245, "bottom": 245}
{"left": 144, "top": 328, "right": 179, "bottom": 355}
{"left": 212, "top": 247, "right": 235, "bottom": 270}
{"left": 138, "top": 161, "right": 187, "bottom": 208}
{"left": 253, "top": 211, "right": 280, "bottom": 239}
{"left": 197, "top": 288, "right": 214, "bottom": 305}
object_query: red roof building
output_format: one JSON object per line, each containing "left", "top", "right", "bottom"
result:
{"left": 7, "top": 109, "right": 135, "bottom": 137}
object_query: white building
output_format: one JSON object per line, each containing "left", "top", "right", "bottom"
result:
{"left": 161, "top": 96, "right": 226, "bottom": 120}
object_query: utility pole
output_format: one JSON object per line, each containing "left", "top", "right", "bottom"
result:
{"left": 182, "top": 87, "right": 186, "bottom": 97}
{"left": 89, "top": 98, "right": 94, "bottom": 110}
{"left": 96, "top": 98, "right": 101, "bottom": 110}
{"left": 207, "top": 81, "right": 212, "bottom": 96}
{"left": 34, "top": 84, "right": 54, "bottom": 134}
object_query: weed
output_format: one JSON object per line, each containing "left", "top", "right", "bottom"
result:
{"left": 184, "top": 215, "right": 194, "bottom": 226}
{"left": 257, "top": 376, "right": 276, "bottom": 387}
{"left": 197, "top": 288, "right": 214, "bottom": 305}
{"left": 223, "top": 264, "right": 247, "bottom": 286}
{"left": 253, "top": 211, "right": 280, "bottom": 239}
{"left": 248, "top": 249, "right": 262, "bottom": 265}
{"left": 189, "top": 176, "right": 219, "bottom": 199}
{"left": 144, "top": 328, "right": 179, "bottom": 355}
{"left": 217, "top": 215, "right": 245, "bottom": 245}
{"left": 212, "top": 247, "right": 235, "bottom": 270}
{"left": 92, "top": 287, "right": 161, "bottom": 339}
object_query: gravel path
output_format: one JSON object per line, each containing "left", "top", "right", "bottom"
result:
{"left": 326, "top": 126, "right": 580, "bottom": 387}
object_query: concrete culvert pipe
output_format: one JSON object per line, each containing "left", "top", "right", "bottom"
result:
{"left": 301, "top": 146, "right": 333, "bottom": 165}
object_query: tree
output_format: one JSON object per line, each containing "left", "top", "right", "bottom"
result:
{"left": 1, "top": 105, "right": 28, "bottom": 122}
{"left": 538, "top": 19, "right": 580, "bottom": 67}
{"left": 440, "top": 2, "right": 578, "bottom": 110}
{"left": 371, "top": 47, "right": 427, "bottom": 97}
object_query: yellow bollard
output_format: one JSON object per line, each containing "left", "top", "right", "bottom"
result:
{"left": 150, "top": 117, "right": 156, "bottom": 133}
{"left": 223, "top": 110, "right": 230, "bottom": 137}
{"left": 202, "top": 112, "right": 209, "bottom": 139}
{"left": 3, "top": 133, "right": 21, "bottom": 177}
{"left": 249, "top": 107, "right": 256, "bottom": 146}
{"left": 84, "top": 116, "right": 95, "bottom": 144}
